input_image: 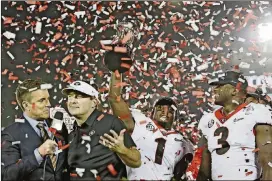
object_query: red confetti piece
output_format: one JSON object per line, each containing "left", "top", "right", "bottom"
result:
{"left": 2, "top": 69, "right": 8, "bottom": 75}
{"left": 16, "top": 5, "right": 23, "bottom": 11}
{"left": 96, "top": 176, "right": 101, "bottom": 181}
{"left": 252, "top": 148, "right": 260, "bottom": 153}
{"left": 97, "top": 114, "right": 105, "bottom": 121}
{"left": 16, "top": 159, "right": 22, "bottom": 164}
{"left": 11, "top": 101, "right": 17, "bottom": 105}
{"left": 8, "top": 76, "right": 18, "bottom": 81}
{"left": 107, "top": 164, "right": 117, "bottom": 176}
{"left": 70, "top": 173, "right": 78, "bottom": 177}
{"left": 38, "top": 5, "right": 48, "bottom": 12}
{"left": 3, "top": 17, "right": 14, "bottom": 25}
{"left": 115, "top": 70, "right": 120, "bottom": 79}
{"left": 119, "top": 114, "right": 131, "bottom": 120}
{"left": 120, "top": 63, "right": 131, "bottom": 69}
{"left": 114, "top": 82, "right": 129, "bottom": 88}
{"left": 58, "top": 140, "right": 63, "bottom": 148}
{"left": 246, "top": 171, "right": 253, "bottom": 176}
{"left": 60, "top": 144, "right": 70, "bottom": 150}
{"left": 139, "top": 120, "right": 147, "bottom": 125}
{"left": 54, "top": 32, "right": 62, "bottom": 41}
{"left": 26, "top": 1, "right": 37, "bottom": 5}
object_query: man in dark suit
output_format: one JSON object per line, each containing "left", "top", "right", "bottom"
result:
{"left": 1, "top": 79, "right": 68, "bottom": 181}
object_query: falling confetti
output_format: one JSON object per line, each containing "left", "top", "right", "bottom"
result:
{"left": 1, "top": 1, "right": 272, "bottom": 180}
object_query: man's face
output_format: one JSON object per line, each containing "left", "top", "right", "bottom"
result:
{"left": 67, "top": 91, "right": 96, "bottom": 117}
{"left": 153, "top": 105, "right": 174, "bottom": 127}
{"left": 24, "top": 89, "right": 51, "bottom": 120}
{"left": 213, "top": 84, "right": 234, "bottom": 106}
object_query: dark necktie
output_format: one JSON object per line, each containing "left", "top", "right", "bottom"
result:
{"left": 37, "top": 122, "right": 57, "bottom": 169}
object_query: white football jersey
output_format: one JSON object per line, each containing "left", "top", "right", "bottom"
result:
{"left": 198, "top": 103, "right": 272, "bottom": 180}
{"left": 126, "top": 109, "right": 193, "bottom": 180}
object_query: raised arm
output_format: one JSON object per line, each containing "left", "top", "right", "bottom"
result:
{"left": 196, "top": 136, "right": 212, "bottom": 181}
{"left": 255, "top": 125, "right": 272, "bottom": 180}
{"left": 108, "top": 72, "right": 135, "bottom": 134}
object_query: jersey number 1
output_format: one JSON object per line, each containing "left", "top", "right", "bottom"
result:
{"left": 155, "top": 138, "right": 166, "bottom": 164}
{"left": 214, "top": 127, "right": 230, "bottom": 155}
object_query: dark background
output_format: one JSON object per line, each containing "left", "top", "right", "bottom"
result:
{"left": 2, "top": 1, "right": 272, "bottom": 137}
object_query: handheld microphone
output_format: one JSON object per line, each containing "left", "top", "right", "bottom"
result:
{"left": 50, "top": 110, "right": 64, "bottom": 132}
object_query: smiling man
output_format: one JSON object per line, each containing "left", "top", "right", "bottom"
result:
{"left": 108, "top": 73, "right": 194, "bottom": 180}
{"left": 1, "top": 79, "right": 68, "bottom": 181}
{"left": 62, "top": 80, "right": 141, "bottom": 180}
{"left": 197, "top": 71, "right": 272, "bottom": 180}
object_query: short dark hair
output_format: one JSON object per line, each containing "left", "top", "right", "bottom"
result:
{"left": 16, "top": 79, "right": 47, "bottom": 111}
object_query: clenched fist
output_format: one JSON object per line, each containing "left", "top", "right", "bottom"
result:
{"left": 38, "top": 140, "right": 58, "bottom": 157}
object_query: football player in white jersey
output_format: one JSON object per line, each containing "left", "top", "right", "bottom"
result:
{"left": 197, "top": 71, "right": 272, "bottom": 181}
{"left": 105, "top": 72, "right": 194, "bottom": 180}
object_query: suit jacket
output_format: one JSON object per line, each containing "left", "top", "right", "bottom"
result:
{"left": 1, "top": 117, "right": 69, "bottom": 181}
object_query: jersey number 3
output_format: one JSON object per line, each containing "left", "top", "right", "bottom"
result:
{"left": 214, "top": 127, "right": 230, "bottom": 155}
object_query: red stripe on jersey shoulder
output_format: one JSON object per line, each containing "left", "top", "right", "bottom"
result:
{"left": 214, "top": 103, "right": 248, "bottom": 124}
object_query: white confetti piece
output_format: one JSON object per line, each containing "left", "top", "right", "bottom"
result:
{"left": 61, "top": 13, "right": 68, "bottom": 19}
{"left": 55, "top": 149, "right": 63, "bottom": 155}
{"left": 7, "top": 51, "right": 15, "bottom": 60}
{"left": 82, "top": 135, "right": 91, "bottom": 141}
{"left": 100, "top": 40, "right": 112, "bottom": 45}
{"left": 76, "top": 168, "right": 85, "bottom": 177}
{"left": 159, "top": 1, "right": 166, "bottom": 9}
{"left": 238, "top": 78, "right": 246, "bottom": 83}
{"left": 86, "top": 144, "right": 91, "bottom": 154}
{"left": 12, "top": 141, "right": 21, "bottom": 145}
{"left": 239, "top": 62, "right": 250, "bottom": 69}
{"left": 155, "top": 42, "right": 166, "bottom": 50}
{"left": 171, "top": 105, "right": 177, "bottom": 111}
{"left": 35, "top": 66, "right": 41, "bottom": 71}
{"left": 232, "top": 100, "right": 239, "bottom": 105}
{"left": 167, "top": 58, "right": 179, "bottom": 63}
{"left": 238, "top": 37, "right": 246, "bottom": 42}
{"left": 268, "top": 162, "right": 272, "bottom": 167}
{"left": 90, "top": 169, "right": 98, "bottom": 178}
{"left": 74, "top": 11, "right": 86, "bottom": 18}
{"left": 65, "top": 4, "right": 75, "bottom": 10}
{"left": 191, "top": 23, "right": 199, "bottom": 32}
{"left": 25, "top": 134, "right": 28, "bottom": 138}
{"left": 197, "top": 63, "right": 209, "bottom": 71}
{"left": 40, "top": 84, "right": 53, "bottom": 90}
{"left": 3, "top": 31, "right": 16, "bottom": 40}
{"left": 143, "top": 62, "right": 148, "bottom": 71}
{"left": 35, "top": 21, "right": 42, "bottom": 34}
{"left": 259, "top": 58, "right": 267, "bottom": 66}
{"left": 15, "top": 119, "right": 25, "bottom": 123}
{"left": 259, "top": 6, "right": 264, "bottom": 14}
{"left": 29, "top": 87, "right": 38, "bottom": 92}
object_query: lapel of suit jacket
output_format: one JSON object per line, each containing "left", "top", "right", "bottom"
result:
{"left": 21, "top": 118, "right": 43, "bottom": 149}
{"left": 22, "top": 118, "right": 58, "bottom": 170}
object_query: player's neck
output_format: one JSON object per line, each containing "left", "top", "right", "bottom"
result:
{"left": 153, "top": 120, "right": 172, "bottom": 131}
{"left": 222, "top": 103, "right": 239, "bottom": 115}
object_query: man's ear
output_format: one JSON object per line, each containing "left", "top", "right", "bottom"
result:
{"left": 22, "top": 101, "right": 29, "bottom": 110}
{"left": 93, "top": 98, "right": 99, "bottom": 105}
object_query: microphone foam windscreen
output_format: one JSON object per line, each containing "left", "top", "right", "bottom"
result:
{"left": 54, "top": 111, "right": 63, "bottom": 120}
